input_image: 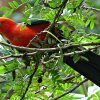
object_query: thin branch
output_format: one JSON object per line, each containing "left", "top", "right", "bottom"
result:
{"left": 88, "top": 33, "right": 100, "bottom": 37}
{"left": 63, "top": 74, "right": 81, "bottom": 83}
{"left": 27, "top": 0, "right": 69, "bottom": 47}
{"left": 0, "top": 41, "right": 100, "bottom": 52}
{"left": 26, "top": 30, "right": 48, "bottom": 47}
{"left": 50, "top": 0, "right": 68, "bottom": 28}
{"left": 81, "top": 5, "right": 100, "bottom": 12}
{"left": 3, "top": 88, "right": 14, "bottom": 100}
{"left": 63, "top": 46, "right": 99, "bottom": 56}
{"left": 1, "top": 45, "right": 99, "bottom": 60}
{"left": 20, "top": 62, "right": 39, "bottom": 100}
{"left": 50, "top": 79, "right": 88, "bottom": 100}
{"left": 0, "top": 52, "right": 37, "bottom": 60}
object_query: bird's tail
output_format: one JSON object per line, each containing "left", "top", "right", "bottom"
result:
{"left": 63, "top": 51, "right": 100, "bottom": 86}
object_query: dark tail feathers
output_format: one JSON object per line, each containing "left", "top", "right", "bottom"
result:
{"left": 63, "top": 51, "right": 100, "bottom": 86}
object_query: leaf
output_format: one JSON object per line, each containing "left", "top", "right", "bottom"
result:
{"left": 85, "top": 19, "right": 90, "bottom": 27}
{"left": 21, "top": 0, "right": 27, "bottom": 3}
{"left": 24, "top": 10, "right": 31, "bottom": 17}
{"left": 3, "top": 9, "right": 14, "bottom": 17}
{"left": 13, "top": 1, "right": 19, "bottom": 7}
{"left": 90, "top": 20, "right": 94, "bottom": 30}
{"left": 0, "top": 7, "right": 10, "bottom": 11}
{"left": 20, "top": 24, "right": 26, "bottom": 31}
{"left": 31, "top": 42, "right": 41, "bottom": 48}
{"left": 8, "top": 2, "right": 16, "bottom": 8}
{"left": 0, "top": 48, "right": 10, "bottom": 55}
{"left": 0, "top": 66, "right": 6, "bottom": 74}
{"left": 73, "top": 54, "right": 80, "bottom": 63}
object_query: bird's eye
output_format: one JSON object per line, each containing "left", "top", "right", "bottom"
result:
{"left": 0, "top": 22, "right": 2, "bottom": 26}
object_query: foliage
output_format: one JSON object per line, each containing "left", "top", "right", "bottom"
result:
{"left": 0, "top": 0, "right": 100, "bottom": 99}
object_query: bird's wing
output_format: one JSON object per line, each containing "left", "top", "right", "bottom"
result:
{"left": 25, "top": 19, "right": 50, "bottom": 26}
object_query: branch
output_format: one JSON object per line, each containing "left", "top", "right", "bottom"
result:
{"left": 63, "top": 74, "right": 81, "bottom": 83}
{"left": 0, "top": 52, "right": 37, "bottom": 60}
{"left": 63, "top": 46, "right": 99, "bottom": 56}
{"left": 20, "top": 62, "right": 39, "bottom": 100}
{"left": 50, "top": 79, "right": 88, "bottom": 100}
{"left": 81, "top": 5, "right": 100, "bottom": 12}
{"left": 0, "top": 41, "right": 100, "bottom": 52}
{"left": 88, "top": 33, "right": 100, "bottom": 37}
{"left": 3, "top": 88, "right": 14, "bottom": 100}
{"left": 26, "top": 30, "right": 48, "bottom": 47}
{"left": 50, "top": 0, "right": 68, "bottom": 28}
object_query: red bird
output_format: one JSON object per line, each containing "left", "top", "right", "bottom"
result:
{"left": 0, "top": 17, "right": 50, "bottom": 47}
{"left": 0, "top": 17, "right": 100, "bottom": 87}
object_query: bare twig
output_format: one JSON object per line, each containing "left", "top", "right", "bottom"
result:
{"left": 64, "top": 46, "right": 99, "bottom": 56}
{"left": 0, "top": 41, "right": 100, "bottom": 52}
{"left": 50, "top": 0, "right": 68, "bottom": 28}
{"left": 3, "top": 88, "right": 14, "bottom": 100}
{"left": 0, "top": 52, "right": 37, "bottom": 60}
{"left": 26, "top": 30, "right": 48, "bottom": 47}
{"left": 20, "top": 62, "right": 39, "bottom": 100}
{"left": 81, "top": 5, "right": 100, "bottom": 12}
{"left": 87, "top": 33, "right": 100, "bottom": 37}
{"left": 50, "top": 79, "right": 88, "bottom": 100}
{"left": 63, "top": 74, "right": 81, "bottom": 82}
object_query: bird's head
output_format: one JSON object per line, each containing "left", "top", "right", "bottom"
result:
{"left": 0, "top": 17, "right": 16, "bottom": 33}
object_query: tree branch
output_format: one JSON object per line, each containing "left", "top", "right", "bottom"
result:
{"left": 0, "top": 52, "right": 37, "bottom": 60}
{"left": 81, "top": 5, "right": 100, "bottom": 12}
{"left": 50, "top": 79, "right": 88, "bottom": 100}
{"left": 20, "top": 62, "right": 39, "bottom": 100}
{"left": 0, "top": 41, "right": 100, "bottom": 52}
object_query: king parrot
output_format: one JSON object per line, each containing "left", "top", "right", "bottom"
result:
{"left": 0, "top": 17, "right": 100, "bottom": 86}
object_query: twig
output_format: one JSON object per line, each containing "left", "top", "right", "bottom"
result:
{"left": 63, "top": 74, "right": 81, "bottom": 82}
{"left": 3, "top": 88, "right": 14, "bottom": 100}
{"left": 87, "top": 33, "right": 100, "bottom": 37}
{"left": 81, "top": 5, "right": 100, "bottom": 12}
{"left": 63, "top": 46, "right": 99, "bottom": 56}
{"left": 0, "top": 41, "right": 100, "bottom": 52}
{"left": 26, "top": 30, "right": 48, "bottom": 47}
{"left": 50, "top": 79, "right": 88, "bottom": 100}
{"left": 0, "top": 49, "right": 90, "bottom": 60}
{"left": 50, "top": 0, "right": 68, "bottom": 28}
{"left": 27, "top": 0, "right": 68, "bottom": 48}
{"left": 20, "top": 62, "right": 39, "bottom": 100}
{"left": 0, "top": 52, "right": 37, "bottom": 60}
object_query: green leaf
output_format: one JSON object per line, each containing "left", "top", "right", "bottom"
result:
{"left": 21, "top": 0, "right": 27, "bottom": 3}
{"left": 0, "top": 48, "right": 10, "bottom": 55}
{"left": 0, "top": 7, "right": 10, "bottom": 11}
{"left": 13, "top": 1, "right": 19, "bottom": 7}
{"left": 3, "top": 9, "right": 14, "bottom": 17}
{"left": 20, "top": 24, "right": 26, "bottom": 31}
{"left": 31, "top": 42, "right": 41, "bottom": 48}
{"left": 0, "top": 66, "right": 5, "bottom": 74}
{"left": 85, "top": 19, "right": 90, "bottom": 27}
{"left": 24, "top": 10, "right": 31, "bottom": 17}
{"left": 8, "top": 2, "right": 16, "bottom": 8}
{"left": 73, "top": 54, "right": 80, "bottom": 63}
{"left": 90, "top": 20, "right": 94, "bottom": 30}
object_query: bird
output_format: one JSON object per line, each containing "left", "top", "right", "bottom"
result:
{"left": 0, "top": 17, "right": 100, "bottom": 86}
{"left": 0, "top": 17, "right": 50, "bottom": 47}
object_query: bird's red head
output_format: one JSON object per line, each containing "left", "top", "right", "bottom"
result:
{"left": 0, "top": 17, "right": 16, "bottom": 33}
